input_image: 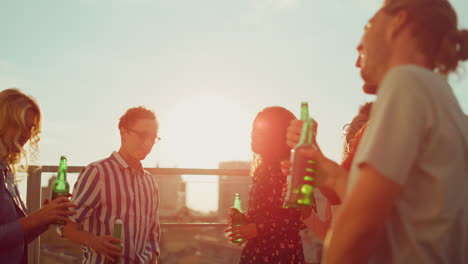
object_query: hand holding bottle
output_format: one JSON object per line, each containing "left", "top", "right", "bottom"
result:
{"left": 225, "top": 193, "right": 249, "bottom": 245}
{"left": 286, "top": 119, "right": 319, "bottom": 150}
{"left": 51, "top": 156, "right": 71, "bottom": 224}
{"left": 281, "top": 147, "right": 348, "bottom": 203}
{"left": 87, "top": 235, "right": 122, "bottom": 263}
{"left": 225, "top": 223, "right": 257, "bottom": 246}
{"left": 283, "top": 102, "right": 319, "bottom": 208}
{"left": 283, "top": 107, "right": 349, "bottom": 203}
{"left": 37, "top": 196, "right": 76, "bottom": 225}
{"left": 287, "top": 119, "right": 303, "bottom": 149}
{"left": 108, "top": 219, "right": 123, "bottom": 264}
{"left": 227, "top": 208, "right": 249, "bottom": 226}
{"left": 20, "top": 196, "right": 77, "bottom": 233}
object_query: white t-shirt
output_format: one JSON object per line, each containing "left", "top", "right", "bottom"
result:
{"left": 348, "top": 65, "right": 468, "bottom": 264}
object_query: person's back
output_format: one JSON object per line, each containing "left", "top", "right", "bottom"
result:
{"left": 350, "top": 65, "right": 468, "bottom": 263}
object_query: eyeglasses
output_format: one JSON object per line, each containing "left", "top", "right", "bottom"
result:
{"left": 126, "top": 128, "right": 161, "bottom": 144}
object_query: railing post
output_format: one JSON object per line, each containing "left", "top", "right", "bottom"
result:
{"left": 27, "top": 167, "right": 42, "bottom": 264}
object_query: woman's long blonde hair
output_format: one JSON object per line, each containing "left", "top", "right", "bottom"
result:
{"left": 0, "top": 88, "right": 42, "bottom": 173}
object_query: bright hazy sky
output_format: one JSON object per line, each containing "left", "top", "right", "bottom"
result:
{"left": 2, "top": 0, "right": 468, "bottom": 211}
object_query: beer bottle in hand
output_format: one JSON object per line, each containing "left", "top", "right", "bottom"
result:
{"left": 108, "top": 219, "right": 123, "bottom": 264}
{"left": 51, "top": 155, "right": 70, "bottom": 224}
{"left": 284, "top": 102, "right": 317, "bottom": 208}
{"left": 230, "top": 193, "right": 247, "bottom": 244}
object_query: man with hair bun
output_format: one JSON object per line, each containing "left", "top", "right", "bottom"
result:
{"left": 63, "top": 106, "right": 161, "bottom": 264}
{"left": 286, "top": 0, "right": 468, "bottom": 263}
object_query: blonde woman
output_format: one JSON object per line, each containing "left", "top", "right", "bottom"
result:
{"left": 0, "top": 88, "right": 76, "bottom": 264}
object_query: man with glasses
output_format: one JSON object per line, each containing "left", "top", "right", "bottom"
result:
{"left": 63, "top": 106, "right": 161, "bottom": 264}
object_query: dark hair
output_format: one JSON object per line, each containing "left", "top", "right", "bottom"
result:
{"left": 251, "top": 106, "right": 296, "bottom": 178}
{"left": 342, "top": 102, "right": 372, "bottom": 160}
{"left": 118, "top": 106, "right": 157, "bottom": 130}
{"left": 383, "top": 0, "right": 468, "bottom": 75}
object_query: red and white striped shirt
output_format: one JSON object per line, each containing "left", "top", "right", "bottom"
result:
{"left": 71, "top": 151, "right": 160, "bottom": 264}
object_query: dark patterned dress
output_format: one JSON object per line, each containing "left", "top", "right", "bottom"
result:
{"left": 239, "top": 163, "right": 306, "bottom": 264}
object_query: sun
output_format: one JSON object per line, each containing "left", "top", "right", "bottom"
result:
{"left": 161, "top": 95, "right": 253, "bottom": 168}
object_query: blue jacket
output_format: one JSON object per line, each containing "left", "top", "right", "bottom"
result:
{"left": 0, "top": 161, "right": 46, "bottom": 264}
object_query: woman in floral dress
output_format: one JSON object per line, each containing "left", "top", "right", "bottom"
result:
{"left": 226, "top": 106, "right": 308, "bottom": 264}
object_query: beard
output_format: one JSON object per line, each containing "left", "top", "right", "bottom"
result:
{"left": 362, "top": 83, "right": 378, "bottom": 94}
{"left": 360, "top": 69, "right": 378, "bottom": 95}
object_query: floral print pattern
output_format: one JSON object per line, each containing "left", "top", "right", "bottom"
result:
{"left": 240, "top": 163, "right": 306, "bottom": 264}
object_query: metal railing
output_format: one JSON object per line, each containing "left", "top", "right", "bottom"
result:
{"left": 26, "top": 166, "right": 250, "bottom": 264}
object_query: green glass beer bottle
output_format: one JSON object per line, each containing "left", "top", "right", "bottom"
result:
{"left": 111, "top": 219, "right": 123, "bottom": 264}
{"left": 230, "top": 193, "right": 247, "bottom": 244}
{"left": 51, "top": 155, "right": 70, "bottom": 224}
{"left": 284, "top": 102, "right": 317, "bottom": 208}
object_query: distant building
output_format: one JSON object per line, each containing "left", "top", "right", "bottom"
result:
{"left": 218, "top": 161, "right": 251, "bottom": 219}
{"left": 157, "top": 174, "right": 187, "bottom": 217}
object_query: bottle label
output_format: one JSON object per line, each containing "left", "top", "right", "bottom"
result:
{"left": 229, "top": 208, "right": 247, "bottom": 244}
{"left": 50, "top": 192, "right": 71, "bottom": 225}
{"left": 230, "top": 208, "right": 247, "bottom": 226}
{"left": 51, "top": 192, "right": 70, "bottom": 201}
{"left": 284, "top": 146, "right": 317, "bottom": 208}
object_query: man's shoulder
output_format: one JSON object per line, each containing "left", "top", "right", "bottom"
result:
{"left": 142, "top": 169, "right": 156, "bottom": 180}
{"left": 89, "top": 156, "right": 112, "bottom": 167}
{"left": 80, "top": 155, "right": 115, "bottom": 174}
{"left": 142, "top": 170, "right": 159, "bottom": 188}
{"left": 386, "top": 64, "right": 433, "bottom": 77}
{"left": 383, "top": 65, "right": 444, "bottom": 89}
{"left": 378, "top": 65, "right": 445, "bottom": 103}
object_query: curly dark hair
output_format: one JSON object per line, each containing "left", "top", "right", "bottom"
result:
{"left": 342, "top": 102, "right": 373, "bottom": 161}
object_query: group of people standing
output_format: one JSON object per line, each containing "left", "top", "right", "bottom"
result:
{"left": 1, "top": 0, "right": 468, "bottom": 264}
{"left": 226, "top": 0, "right": 468, "bottom": 264}
{"left": 0, "top": 89, "right": 161, "bottom": 263}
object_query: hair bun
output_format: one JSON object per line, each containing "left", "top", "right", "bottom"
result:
{"left": 459, "top": 29, "right": 468, "bottom": 61}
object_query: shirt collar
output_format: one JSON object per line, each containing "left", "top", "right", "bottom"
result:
{"left": 111, "top": 151, "right": 129, "bottom": 169}
{"left": 111, "top": 151, "right": 144, "bottom": 175}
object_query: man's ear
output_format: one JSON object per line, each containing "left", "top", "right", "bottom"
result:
{"left": 387, "top": 10, "right": 410, "bottom": 41}
{"left": 119, "top": 127, "right": 126, "bottom": 140}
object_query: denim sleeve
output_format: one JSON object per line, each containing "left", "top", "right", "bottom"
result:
{"left": 26, "top": 224, "right": 48, "bottom": 243}
{"left": 0, "top": 221, "right": 24, "bottom": 248}
{"left": 0, "top": 167, "right": 26, "bottom": 248}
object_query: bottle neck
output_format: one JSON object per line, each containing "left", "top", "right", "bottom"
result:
{"left": 300, "top": 103, "right": 309, "bottom": 121}
{"left": 234, "top": 198, "right": 243, "bottom": 212}
{"left": 298, "top": 103, "right": 314, "bottom": 146}
{"left": 297, "top": 119, "right": 315, "bottom": 146}
{"left": 57, "top": 160, "right": 67, "bottom": 181}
